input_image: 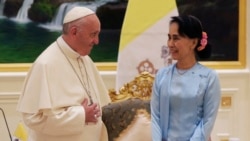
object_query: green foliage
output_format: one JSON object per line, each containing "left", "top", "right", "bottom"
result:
{"left": 30, "top": 1, "right": 57, "bottom": 22}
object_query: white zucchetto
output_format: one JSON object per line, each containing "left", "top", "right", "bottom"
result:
{"left": 63, "top": 6, "right": 95, "bottom": 24}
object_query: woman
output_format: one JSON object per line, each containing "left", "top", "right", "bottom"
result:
{"left": 151, "top": 15, "right": 221, "bottom": 141}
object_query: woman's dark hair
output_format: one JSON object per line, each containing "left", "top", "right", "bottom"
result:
{"left": 170, "top": 15, "right": 211, "bottom": 59}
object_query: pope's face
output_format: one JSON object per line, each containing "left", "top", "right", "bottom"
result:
{"left": 75, "top": 15, "right": 100, "bottom": 56}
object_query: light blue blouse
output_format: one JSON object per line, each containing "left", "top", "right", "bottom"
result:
{"left": 151, "top": 63, "right": 221, "bottom": 141}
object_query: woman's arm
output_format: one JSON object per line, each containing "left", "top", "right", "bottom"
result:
{"left": 151, "top": 81, "right": 162, "bottom": 141}
{"left": 203, "top": 71, "right": 221, "bottom": 140}
{"left": 191, "top": 70, "right": 221, "bottom": 141}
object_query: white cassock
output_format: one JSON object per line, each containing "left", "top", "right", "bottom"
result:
{"left": 17, "top": 36, "right": 111, "bottom": 141}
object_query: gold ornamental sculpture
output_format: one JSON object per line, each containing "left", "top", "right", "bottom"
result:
{"left": 109, "top": 71, "right": 155, "bottom": 102}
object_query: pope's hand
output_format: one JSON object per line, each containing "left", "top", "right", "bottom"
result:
{"left": 81, "top": 98, "right": 101, "bottom": 123}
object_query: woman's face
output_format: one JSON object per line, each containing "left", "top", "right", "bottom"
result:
{"left": 167, "top": 22, "right": 197, "bottom": 61}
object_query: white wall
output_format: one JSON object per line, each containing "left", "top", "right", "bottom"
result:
{"left": 0, "top": 72, "right": 25, "bottom": 141}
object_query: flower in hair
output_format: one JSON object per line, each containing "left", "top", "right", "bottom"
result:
{"left": 200, "top": 32, "right": 208, "bottom": 47}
